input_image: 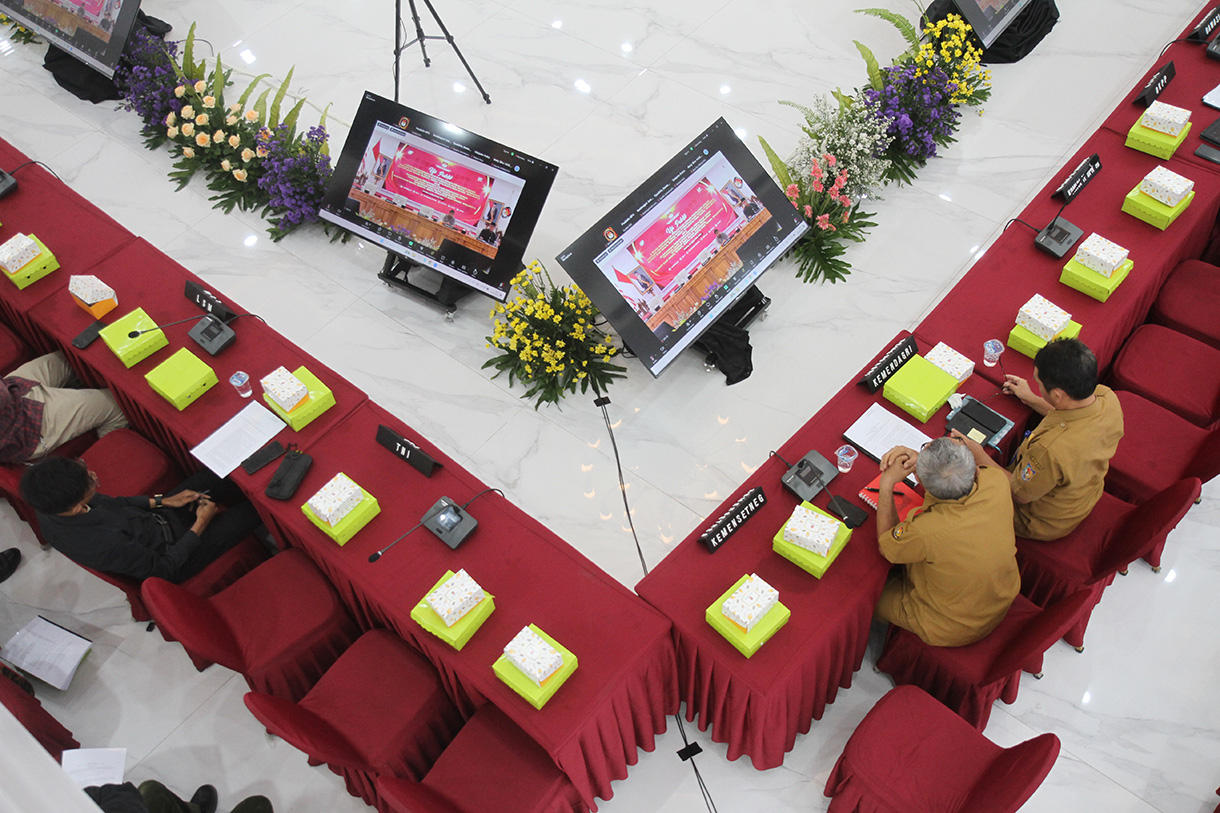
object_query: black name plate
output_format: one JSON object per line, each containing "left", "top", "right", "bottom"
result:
{"left": 700, "top": 487, "right": 766, "bottom": 553}
{"left": 859, "top": 335, "right": 917, "bottom": 394}
{"left": 1135, "top": 61, "right": 1175, "bottom": 107}
{"left": 376, "top": 424, "right": 438, "bottom": 478}
{"left": 1190, "top": 7, "right": 1220, "bottom": 41}
{"left": 1053, "top": 153, "right": 1102, "bottom": 204}
{"left": 184, "top": 280, "right": 237, "bottom": 323}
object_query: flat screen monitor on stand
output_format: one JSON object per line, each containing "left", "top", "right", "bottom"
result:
{"left": 556, "top": 118, "right": 809, "bottom": 379}
{"left": 318, "top": 91, "right": 558, "bottom": 315}
{"left": 0, "top": 0, "right": 143, "bottom": 78}
{"left": 949, "top": 0, "right": 1034, "bottom": 48}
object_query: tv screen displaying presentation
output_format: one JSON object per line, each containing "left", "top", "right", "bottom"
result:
{"left": 320, "top": 92, "right": 559, "bottom": 302}
{"left": 556, "top": 118, "right": 808, "bottom": 378}
{"left": 952, "top": 0, "right": 1032, "bottom": 47}
{"left": 0, "top": 0, "right": 142, "bottom": 77}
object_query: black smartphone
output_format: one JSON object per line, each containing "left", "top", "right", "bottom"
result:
{"left": 1195, "top": 143, "right": 1220, "bottom": 166}
{"left": 242, "top": 440, "right": 286, "bottom": 475}
{"left": 72, "top": 320, "right": 106, "bottom": 350}
{"left": 1201, "top": 117, "right": 1220, "bottom": 146}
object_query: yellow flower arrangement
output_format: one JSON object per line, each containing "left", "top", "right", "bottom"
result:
{"left": 483, "top": 260, "right": 626, "bottom": 408}
{"left": 910, "top": 14, "right": 990, "bottom": 107}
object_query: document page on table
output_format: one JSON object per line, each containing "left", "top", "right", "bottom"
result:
{"left": 60, "top": 749, "right": 126, "bottom": 788}
{"left": 0, "top": 616, "right": 92, "bottom": 691}
{"left": 844, "top": 402, "right": 934, "bottom": 464}
{"left": 191, "top": 402, "right": 285, "bottom": 478}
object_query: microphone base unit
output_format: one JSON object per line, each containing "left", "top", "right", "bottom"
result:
{"left": 423, "top": 497, "right": 478, "bottom": 549}
{"left": 1034, "top": 217, "right": 1082, "bottom": 258}
{"left": 0, "top": 169, "right": 16, "bottom": 200}
{"left": 188, "top": 315, "right": 237, "bottom": 355}
{"left": 780, "top": 451, "right": 837, "bottom": 504}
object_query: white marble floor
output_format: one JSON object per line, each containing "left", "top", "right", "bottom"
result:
{"left": 1, "top": 0, "right": 1218, "bottom": 810}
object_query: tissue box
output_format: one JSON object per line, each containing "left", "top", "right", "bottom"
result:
{"left": 411, "top": 570, "right": 495, "bottom": 650}
{"left": 1016, "top": 294, "right": 1071, "bottom": 342}
{"left": 1061, "top": 257, "right": 1132, "bottom": 303}
{"left": 1007, "top": 319, "right": 1082, "bottom": 359}
{"left": 924, "top": 342, "right": 974, "bottom": 383}
{"left": 1074, "top": 234, "right": 1128, "bottom": 277}
{"left": 1140, "top": 101, "right": 1191, "bottom": 137}
{"left": 1139, "top": 166, "right": 1194, "bottom": 207}
{"left": 882, "top": 354, "right": 959, "bottom": 423}
{"left": 306, "top": 472, "right": 363, "bottom": 527}
{"left": 264, "top": 367, "right": 335, "bottom": 431}
{"left": 0, "top": 234, "right": 58, "bottom": 290}
{"left": 426, "top": 569, "right": 486, "bottom": 627}
{"left": 1122, "top": 183, "right": 1194, "bottom": 231}
{"left": 503, "top": 626, "right": 565, "bottom": 686}
{"left": 144, "top": 348, "right": 217, "bottom": 411}
{"left": 261, "top": 366, "right": 309, "bottom": 412}
{"left": 773, "top": 501, "right": 852, "bottom": 578}
{"left": 705, "top": 574, "right": 790, "bottom": 657}
{"left": 69, "top": 275, "right": 119, "bottom": 319}
{"left": 721, "top": 573, "right": 780, "bottom": 633}
{"left": 493, "top": 625, "right": 577, "bottom": 709}
{"left": 99, "top": 308, "right": 169, "bottom": 368}
{"left": 782, "top": 505, "right": 840, "bottom": 556}
{"left": 301, "top": 476, "right": 379, "bottom": 545}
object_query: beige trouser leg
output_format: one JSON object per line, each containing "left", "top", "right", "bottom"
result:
{"left": 14, "top": 352, "right": 129, "bottom": 457}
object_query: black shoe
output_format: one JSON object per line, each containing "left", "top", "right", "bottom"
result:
{"left": 0, "top": 548, "right": 20, "bottom": 584}
{"left": 188, "top": 785, "right": 218, "bottom": 813}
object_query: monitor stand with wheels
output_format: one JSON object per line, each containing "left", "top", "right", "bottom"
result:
{"left": 378, "top": 252, "right": 477, "bottom": 320}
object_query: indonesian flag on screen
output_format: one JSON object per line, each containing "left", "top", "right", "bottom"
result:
{"left": 371, "top": 140, "right": 381, "bottom": 162}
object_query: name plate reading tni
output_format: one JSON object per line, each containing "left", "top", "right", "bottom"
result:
{"left": 859, "top": 335, "right": 917, "bottom": 394}
{"left": 700, "top": 487, "right": 766, "bottom": 553}
{"left": 376, "top": 424, "right": 438, "bottom": 478}
{"left": 1135, "top": 61, "right": 1175, "bottom": 108}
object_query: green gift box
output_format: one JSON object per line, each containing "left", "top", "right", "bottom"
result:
{"left": 144, "top": 348, "right": 218, "bottom": 411}
{"left": 1124, "top": 118, "right": 1191, "bottom": 160}
{"left": 1121, "top": 185, "right": 1194, "bottom": 231}
{"left": 492, "top": 625, "right": 578, "bottom": 710}
{"left": 772, "top": 501, "right": 852, "bottom": 579}
{"left": 99, "top": 308, "right": 169, "bottom": 368}
{"left": 1007, "top": 319, "right": 1082, "bottom": 359}
{"left": 882, "top": 355, "right": 960, "bottom": 423}
{"left": 2, "top": 235, "right": 59, "bottom": 290}
{"left": 411, "top": 570, "right": 495, "bottom": 651}
{"left": 264, "top": 366, "right": 335, "bottom": 431}
{"left": 705, "top": 574, "right": 791, "bottom": 658}
{"left": 301, "top": 481, "right": 380, "bottom": 545}
{"left": 1060, "top": 257, "right": 1132, "bottom": 303}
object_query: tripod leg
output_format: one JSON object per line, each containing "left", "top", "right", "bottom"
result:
{"left": 408, "top": 0, "right": 431, "bottom": 67}
{"left": 421, "top": 0, "right": 491, "bottom": 103}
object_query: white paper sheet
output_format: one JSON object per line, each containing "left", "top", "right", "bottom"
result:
{"left": 843, "top": 403, "right": 933, "bottom": 487}
{"left": 0, "top": 617, "right": 92, "bottom": 691}
{"left": 60, "top": 749, "right": 126, "bottom": 788}
{"left": 190, "top": 402, "right": 285, "bottom": 478}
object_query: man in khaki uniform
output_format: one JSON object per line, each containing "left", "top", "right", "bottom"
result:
{"left": 954, "top": 338, "right": 1123, "bottom": 541}
{"left": 873, "top": 437, "right": 1020, "bottom": 647}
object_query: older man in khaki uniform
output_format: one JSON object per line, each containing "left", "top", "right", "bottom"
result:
{"left": 873, "top": 437, "right": 1020, "bottom": 647}
{"left": 954, "top": 338, "right": 1123, "bottom": 541}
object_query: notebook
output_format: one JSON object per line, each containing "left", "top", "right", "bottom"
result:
{"left": 858, "top": 473, "right": 925, "bottom": 522}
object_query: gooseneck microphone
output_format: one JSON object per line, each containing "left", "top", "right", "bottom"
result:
{"left": 128, "top": 314, "right": 222, "bottom": 338}
{"left": 368, "top": 520, "right": 425, "bottom": 563}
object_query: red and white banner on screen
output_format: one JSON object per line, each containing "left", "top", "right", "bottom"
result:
{"left": 384, "top": 146, "right": 491, "bottom": 225}
{"left": 628, "top": 180, "right": 735, "bottom": 287}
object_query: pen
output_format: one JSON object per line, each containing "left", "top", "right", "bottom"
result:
{"left": 864, "top": 487, "right": 880, "bottom": 493}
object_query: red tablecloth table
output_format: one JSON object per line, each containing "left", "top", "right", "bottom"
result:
{"left": 251, "top": 401, "right": 678, "bottom": 810}
{"left": 0, "top": 678, "right": 78, "bottom": 762}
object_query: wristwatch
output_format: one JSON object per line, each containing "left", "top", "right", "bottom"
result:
{"left": 154, "top": 494, "right": 163, "bottom": 508}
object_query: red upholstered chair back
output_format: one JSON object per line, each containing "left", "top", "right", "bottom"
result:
{"left": 1188, "top": 428, "right": 1220, "bottom": 484}
{"left": 141, "top": 577, "right": 244, "bottom": 669}
{"left": 81, "top": 429, "right": 179, "bottom": 500}
{"left": 243, "top": 691, "right": 367, "bottom": 770}
{"left": 959, "top": 732, "right": 1061, "bottom": 813}
{"left": 1090, "top": 478, "right": 1201, "bottom": 578}
{"left": 986, "top": 590, "right": 1093, "bottom": 683}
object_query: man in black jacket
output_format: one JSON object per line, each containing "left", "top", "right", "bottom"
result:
{"left": 20, "top": 457, "right": 262, "bottom": 583}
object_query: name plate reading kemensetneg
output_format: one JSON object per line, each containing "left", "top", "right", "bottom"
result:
{"left": 1135, "top": 61, "right": 1175, "bottom": 108}
{"left": 376, "top": 424, "right": 438, "bottom": 478}
{"left": 700, "top": 487, "right": 766, "bottom": 553}
{"left": 859, "top": 335, "right": 917, "bottom": 394}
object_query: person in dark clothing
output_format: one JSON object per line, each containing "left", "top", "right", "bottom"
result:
{"left": 20, "top": 457, "right": 262, "bottom": 583}
{"left": 86, "top": 780, "right": 272, "bottom": 813}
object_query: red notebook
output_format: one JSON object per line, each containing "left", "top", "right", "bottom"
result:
{"left": 859, "top": 473, "right": 924, "bottom": 521}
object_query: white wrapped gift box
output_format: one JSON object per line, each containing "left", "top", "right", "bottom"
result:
{"left": 1139, "top": 165, "right": 1194, "bottom": 208}
{"left": 68, "top": 275, "right": 117, "bottom": 305}
{"left": 261, "top": 366, "right": 309, "bottom": 412}
{"left": 721, "top": 573, "right": 779, "bottom": 632}
{"left": 1074, "top": 233, "right": 1129, "bottom": 277}
{"left": 425, "top": 569, "right": 486, "bottom": 627}
{"left": 306, "top": 472, "right": 363, "bottom": 527}
{"left": 1139, "top": 100, "right": 1191, "bottom": 137}
{"left": 504, "top": 626, "right": 564, "bottom": 685}
{"left": 924, "top": 341, "right": 975, "bottom": 383}
{"left": 782, "top": 505, "right": 841, "bottom": 556}
{"left": 0, "top": 234, "right": 41, "bottom": 274}
{"left": 1016, "top": 294, "right": 1071, "bottom": 342}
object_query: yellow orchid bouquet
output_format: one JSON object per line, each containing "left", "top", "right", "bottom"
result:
{"left": 911, "top": 14, "right": 991, "bottom": 107}
{"left": 483, "top": 261, "right": 626, "bottom": 408}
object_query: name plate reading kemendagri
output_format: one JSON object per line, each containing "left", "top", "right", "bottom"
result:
{"left": 859, "top": 335, "right": 917, "bottom": 394}
{"left": 376, "top": 424, "right": 438, "bottom": 478}
{"left": 184, "top": 280, "right": 237, "bottom": 323}
{"left": 700, "top": 487, "right": 766, "bottom": 553}
{"left": 1053, "top": 154, "right": 1102, "bottom": 204}
{"left": 1135, "top": 61, "right": 1175, "bottom": 107}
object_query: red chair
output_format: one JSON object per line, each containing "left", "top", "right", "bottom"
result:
{"left": 375, "top": 704, "right": 587, "bottom": 813}
{"left": 0, "top": 321, "right": 31, "bottom": 374}
{"left": 823, "top": 685, "right": 1060, "bottom": 813}
{"left": 142, "top": 549, "right": 360, "bottom": 699}
{"left": 243, "top": 629, "right": 464, "bottom": 807}
{"left": 0, "top": 672, "right": 79, "bottom": 762}
{"left": 1017, "top": 479, "right": 1201, "bottom": 651}
{"left": 1107, "top": 324, "right": 1220, "bottom": 427}
{"left": 1150, "top": 259, "right": 1220, "bottom": 350}
{"left": 876, "top": 589, "right": 1093, "bottom": 729}
{"left": 1105, "top": 391, "right": 1220, "bottom": 503}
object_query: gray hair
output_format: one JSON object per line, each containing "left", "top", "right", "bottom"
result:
{"left": 916, "top": 438, "right": 977, "bottom": 500}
